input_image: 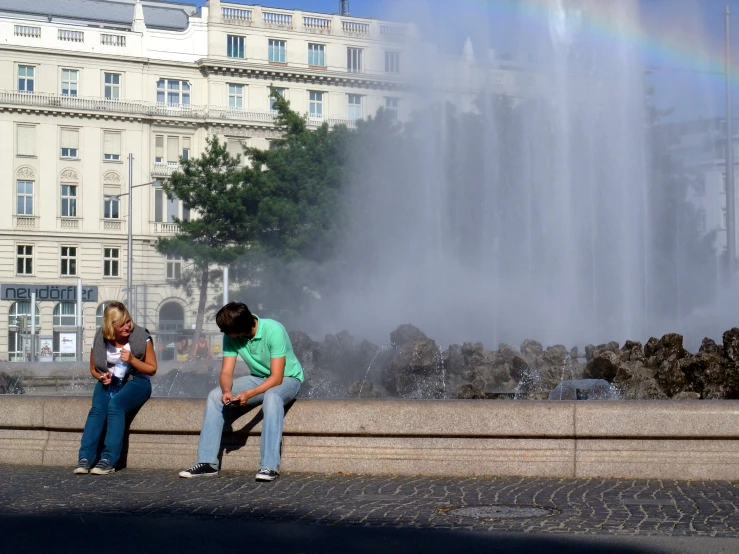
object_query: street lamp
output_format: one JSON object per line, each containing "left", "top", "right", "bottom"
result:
{"left": 114, "top": 154, "right": 158, "bottom": 318}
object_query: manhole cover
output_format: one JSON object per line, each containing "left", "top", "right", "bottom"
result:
{"left": 445, "top": 505, "right": 554, "bottom": 519}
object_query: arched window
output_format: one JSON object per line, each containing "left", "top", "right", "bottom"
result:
{"left": 53, "top": 302, "right": 82, "bottom": 326}
{"left": 8, "top": 301, "right": 40, "bottom": 362}
{"left": 8, "top": 301, "right": 41, "bottom": 328}
{"left": 96, "top": 301, "right": 113, "bottom": 329}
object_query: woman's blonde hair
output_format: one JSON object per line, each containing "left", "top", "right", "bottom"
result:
{"left": 101, "top": 301, "right": 134, "bottom": 340}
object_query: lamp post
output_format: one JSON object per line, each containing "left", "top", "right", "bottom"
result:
{"left": 117, "top": 157, "right": 157, "bottom": 320}
{"left": 726, "top": 5, "right": 736, "bottom": 278}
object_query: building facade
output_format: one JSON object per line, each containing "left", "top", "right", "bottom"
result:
{"left": 0, "top": 0, "right": 536, "bottom": 362}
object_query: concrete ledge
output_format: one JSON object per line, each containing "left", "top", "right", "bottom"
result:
{"left": 3, "top": 396, "right": 739, "bottom": 479}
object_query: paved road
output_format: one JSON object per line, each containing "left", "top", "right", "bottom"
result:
{"left": 2, "top": 466, "right": 739, "bottom": 553}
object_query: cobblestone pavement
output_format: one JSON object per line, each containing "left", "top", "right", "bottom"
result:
{"left": 2, "top": 465, "right": 739, "bottom": 541}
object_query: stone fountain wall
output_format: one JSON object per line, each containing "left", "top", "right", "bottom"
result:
{"left": 3, "top": 395, "right": 739, "bottom": 480}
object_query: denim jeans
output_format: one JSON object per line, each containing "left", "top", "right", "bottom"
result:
{"left": 196, "top": 375, "right": 301, "bottom": 471}
{"left": 78, "top": 375, "right": 152, "bottom": 466}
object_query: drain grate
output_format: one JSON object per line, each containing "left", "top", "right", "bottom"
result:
{"left": 443, "top": 505, "right": 555, "bottom": 519}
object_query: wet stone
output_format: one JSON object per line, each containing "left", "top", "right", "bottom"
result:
{"left": 446, "top": 505, "right": 555, "bottom": 519}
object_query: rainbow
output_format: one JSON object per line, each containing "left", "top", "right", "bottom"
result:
{"left": 473, "top": 0, "right": 727, "bottom": 76}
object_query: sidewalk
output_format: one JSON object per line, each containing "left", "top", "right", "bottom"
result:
{"left": 2, "top": 465, "right": 739, "bottom": 553}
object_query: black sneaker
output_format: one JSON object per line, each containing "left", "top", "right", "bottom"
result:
{"left": 73, "top": 458, "right": 90, "bottom": 475}
{"left": 255, "top": 469, "right": 279, "bottom": 482}
{"left": 90, "top": 459, "right": 115, "bottom": 475}
{"left": 179, "top": 463, "right": 218, "bottom": 478}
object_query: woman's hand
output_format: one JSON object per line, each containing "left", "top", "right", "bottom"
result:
{"left": 99, "top": 372, "right": 112, "bottom": 385}
{"left": 119, "top": 349, "right": 131, "bottom": 363}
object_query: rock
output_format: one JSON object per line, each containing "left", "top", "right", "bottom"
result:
{"left": 672, "top": 391, "right": 701, "bottom": 400}
{"left": 680, "top": 352, "right": 727, "bottom": 399}
{"left": 456, "top": 384, "right": 485, "bottom": 399}
{"left": 613, "top": 362, "right": 665, "bottom": 400}
{"left": 346, "top": 380, "right": 384, "bottom": 399}
{"left": 723, "top": 328, "right": 739, "bottom": 363}
{"left": 0, "top": 372, "right": 23, "bottom": 394}
{"left": 620, "top": 341, "right": 645, "bottom": 363}
{"left": 390, "top": 324, "right": 428, "bottom": 348}
{"left": 645, "top": 334, "right": 689, "bottom": 368}
{"left": 585, "top": 342, "right": 619, "bottom": 362}
{"left": 698, "top": 337, "right": 723, "bottom": 357}
{"left": 520, "top": 339, "right": 543, "bottom": 360}
{"left": 570, "top": 346, "right": 579, "bottom": 360}
{"left": 497, "top": 343, "right": 530, "bottom": 382}
{"left": 382, "top": 329, "right": 443, "bottom": 398}
{"left": 583, "top": 351, "right": 620, "bottom": 381}
{"left": 657, "top": 359, "right": 688, "bottom": 397}
{"left": 539, "top": 345, "right": 568, "bottom": 368}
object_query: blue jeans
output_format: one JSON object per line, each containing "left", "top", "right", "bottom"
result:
{"left": 78, "top": 375, "right": 152, "bottom": 466}
{"left": 197, "top": 376, "right": 301, "bottom": 471}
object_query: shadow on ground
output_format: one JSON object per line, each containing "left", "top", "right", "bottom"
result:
{"left": 0, "top": 513, "right": 719, "bottom": 554}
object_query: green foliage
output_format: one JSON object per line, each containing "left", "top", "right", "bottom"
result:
{"left": 156, "top": 135, "right": 251, "bottom": 267}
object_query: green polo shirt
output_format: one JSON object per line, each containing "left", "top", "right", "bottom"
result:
{"left": 222, "top": 315, "right": 304, "bottom": 382}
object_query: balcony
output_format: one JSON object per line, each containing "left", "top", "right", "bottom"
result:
{"left": 58, "top": 29, "right": 84, "bottom": 42}
{"left": 101, "top": 34, "right": 126, "bottom": 47}
{"left": 14, "top": 216, "right": 38, "bottom": 229}
{"left": 0, "top": 90, "right": 360, "bottom": 129}
{"left": 152, "top": 162, "right": 180, "bottom": 177}
{"left": 222, "top": 7, "right": 252, "bottom": 23}
{"left": 154, "top": 222, "right": 180, "bottom": 234}
{"left": 58, "top": 218, "right": 80, "bottom": 230}
{"left": 102, "top": 219, "right": 123, "bottom": 232}
{"left": 14, "top": 25, "right": 41, "bottom": 38}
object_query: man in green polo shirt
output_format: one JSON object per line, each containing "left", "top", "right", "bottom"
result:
{"left": 179, "top": 302, "right": 303, "bottom": 482}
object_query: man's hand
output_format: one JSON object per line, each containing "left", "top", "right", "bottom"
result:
{"left": 221, "top": 391, "right": 234, "bottom": 405}
{"left": 99, "top": 372, "right": 112, "bottom": 385}
{"left": 230, "top": 390, "right": 254, "bottom": 406}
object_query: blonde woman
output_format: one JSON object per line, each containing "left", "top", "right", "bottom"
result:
{"left": 74, "top": 302, "right": 157, "bottom": 475}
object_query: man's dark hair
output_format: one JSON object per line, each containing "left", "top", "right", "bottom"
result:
{"left": 216, "top": 302, "right": 255, "bottom": 334}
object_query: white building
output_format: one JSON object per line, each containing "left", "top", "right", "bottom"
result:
{"left": 0, "top": 0, "right": 532, "bottom": 362}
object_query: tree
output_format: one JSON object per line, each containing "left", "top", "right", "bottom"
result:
{"left": 228, "top": 88, "right": 352, "bottom": 318}
{"left": 156, "top": 136, "right": 251, "bottom": 353}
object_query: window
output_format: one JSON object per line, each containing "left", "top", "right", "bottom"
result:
{"left": 17, "top": 245, "right": 33, "bottom": 275}
{"left": 268, "top": 39, "right": 287, "bottom": 63}
{"left": 60, "top": 128, "right": 79, "bottom": 158}
{"left": 309, "top": 91, "right": 323, "bottom": 118}
{"left": 308, "top": 43, "right": 325, "bottom": 67}
{"left": 182, "top": 136, "right": 191, "bottom": 161}
{"left": 385, "top": 51, "right": 400, "bottom": 73}
{"left": 723, "top": 208, "right": 728, "bottom": 230}
{"left": 385, "top": 97, "right": 399, "bottom": 120}
{"left": 270, "top": 87, "right": 285, "bottom": 112}
{"left": 227, "top": 139, "right": 243, "bottom": 159}
{"left": 61, "top": 69, "right": 79, "bottom": 96}
{"left": 17, "top": 125, "right": 36, "bottom": 156}
{"left": 155, "top": 135, "right": 164, "bottom": 163}
{"left": 229, "top": 84, "right": 244, "bottom": 109}
{"left": 347, "top": 48, "right": 363, "bottom": 73}
{"left": 8, "top": 301, "right": 40, "bottom": 362}
{"left": 104, "top": 194, "right": 119, "bottom": 219}
{"left": 104, "top": 72, "right": 121, "bottom": 100}
{"left": 53, "top": 302, "right": 80, "bottom": 326}
{"left": 156, "top": 79, "right": 190, "bottom": 105}
{"left": 167, "top": 136, "right": 179, "bottom": 165}
{"left": 348, "top": 94, "right": 362, "bottom": 120}
{"left": 61, "top": 184, "right": 77, "bottom": 217}
{"left": 227, "top": 35, "right": 245, "bottom": 58}
{"left": 154, "top": 185, "right": 190, "bottom": 223}
{"left": 60, "top": 246, "right": 77, "bottom": 276}
{"left": 17, "top": 181, "right": 33, "bottom": 216}
{"left": 166, "top": 254, "right": 182, "bottom": 280}
{"left": 18, "top": 65, "right": 34, "bottom": 92}
{"left": 104, "top": 247, "right": 120, "bottom": 277}
{"left": 96, "top": 302, "right": 113, "bottom": 329}
{"left": 103, "top": 131, "right": 121, "bottom": 161}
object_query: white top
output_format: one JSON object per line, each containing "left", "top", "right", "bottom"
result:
{"left": 105, "top": 338, "right": 152, "bottom": 381}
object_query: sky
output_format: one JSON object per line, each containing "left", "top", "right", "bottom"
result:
{"left": 187, "top": 0, "right": 739, "bottom": 121}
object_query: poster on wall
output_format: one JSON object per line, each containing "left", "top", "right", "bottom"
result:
{"left": 39, "top": 335, "right": 53, "bottom": 362}
{"left": 59, "top": 333, "right": 77, "bottom": 355}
